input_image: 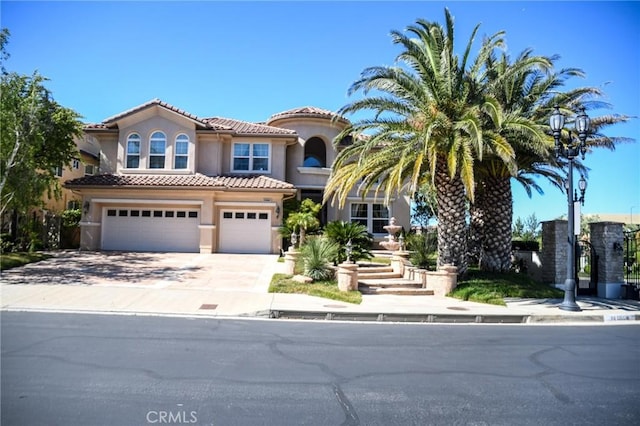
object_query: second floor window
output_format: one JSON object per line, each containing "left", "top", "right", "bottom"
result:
{"left": 174, "top": 134, "right": 189, "bottom": 169}
{"left": 126, "top": 133, "right": 141, "bottom": 168}
{"left": 149, "top": 131, "right": 166, "bottom": 169}
{"left": 233, "top": 143, "right": 270, "bottom": 172}
{"left": 85, "top": 164, "right": 96, "bottom": 176}
{"left": 303, "top": 137, "right": 326, "bottom": 168}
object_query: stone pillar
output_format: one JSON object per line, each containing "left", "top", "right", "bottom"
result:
{"left": 590, "top": 222, "right": 625, "bottom": 299}
{"left": 541, "top": 220, "right": 568, "bottom": 286}
{"left": 427, "top": 264, "right": 458, "bottom": 297}
{"left": 284, "top": 250, "right": 299, "bottom": 275}
{"left": 337, "top": 262, "right": 359, "bottom": 292}
{"left": 391, "top": 251, "right": 410, "bottom": 276}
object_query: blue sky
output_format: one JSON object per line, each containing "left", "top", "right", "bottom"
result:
{"left": 2, "top": 1, "right": 639, "bottom": 224}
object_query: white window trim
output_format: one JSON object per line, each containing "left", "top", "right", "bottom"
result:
{"left": 174, "top": 134, "right": 190, "bottom": 170}
{"left": 349, "top": 202, "right": 390, "bottom": 235}
{"left": 149, "top": 131, "right": 167, "bottom": 169}
{"left": 231, "top": 142, "right": 271, "bottom": 173}
{"left": 125, "top": 133, "right": 141, "bottom": 169}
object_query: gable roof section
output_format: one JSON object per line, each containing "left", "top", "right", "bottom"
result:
{"left": 65, "top": 173, "right": 295, "bottom": 190}
{"left": 203, "top": 117, "right": 297, "bottom": 137}
{"left": 85, "top": 99, "right": 234, "bottom": 131}
{"left": 267, "top": 106, "right": 350, "bottom": 126}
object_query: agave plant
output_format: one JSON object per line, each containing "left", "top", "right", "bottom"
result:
{"left": 299, "top": 236, "right": 339, "bottom": 281}
{"left": 323, "top": 221, "right": 373, "bottom": 264}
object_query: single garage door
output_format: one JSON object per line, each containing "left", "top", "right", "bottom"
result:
{"left": 219, "top": 210, "right": 271, "bottom": 254}
{"left": 102, "top": 208, "right": 200, "bottom": 252}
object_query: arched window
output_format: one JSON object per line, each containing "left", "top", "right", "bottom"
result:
{"left": 126, "top": 133, "right": 141, "bottom": 168}
{"left": 303, "top": 137, "right": 326, "bottom": 168}
{"left": 174, "top": 134, "right": 189, "bottom": 169}
{"left": 149, "top": 131, "right": 166, "bottom": 169}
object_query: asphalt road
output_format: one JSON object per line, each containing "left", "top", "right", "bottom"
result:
{"left": 2, "top": 312, "right": 639, "bottom": 426}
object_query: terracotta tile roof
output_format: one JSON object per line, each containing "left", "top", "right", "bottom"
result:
{"left": 214, "top": 175, "right": 295, "bottom": 189}
{"left": 85, "top": 99, "right": 233, "bottom": 131}
{"left": 203, "top": 117, "right": 297, "bottom": 136}
{"left": 65, "top": 173, "right": 295, "bottom": 190}
{"left": 83, "top": 123, "right": 111, "bottom": 130}
{"left": 267, "top": 106, "right": 350, "bottom": 125}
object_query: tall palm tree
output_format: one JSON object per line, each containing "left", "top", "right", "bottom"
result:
{"left": 325, "top": 9, "right": 513, "bottom": 275}
{"left": 473, "top": 49, "right": 633, "bottom": 271}
{"left": 468, "top": 50, "right": 555, "bottom": 271}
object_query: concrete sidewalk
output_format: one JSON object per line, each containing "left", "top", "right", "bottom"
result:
{"left": 1, "top": 251, "right": 639, "bottom": 324}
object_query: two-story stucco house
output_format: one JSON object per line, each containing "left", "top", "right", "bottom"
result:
{"left": 66, "top": 99, "right": 411, "bottom": 254}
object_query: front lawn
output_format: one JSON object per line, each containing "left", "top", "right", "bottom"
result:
{"left": 449, "top": 269, "right": 563, "bottom": 306}
{"left": 269, "top": 273, "right": 362, "bottom": 304}
{"left": 0, "top": 252, "right": 52, "bottom": 271}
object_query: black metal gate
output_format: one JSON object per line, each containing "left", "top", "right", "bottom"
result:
{"left": 622, "top": 229, "right": 640, "bottom": 300}
{"left": 576, "top": 240, "right": 598, "bottom": 296}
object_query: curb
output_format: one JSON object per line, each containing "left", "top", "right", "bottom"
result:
{"left": 268, "top": 310, "right": 640, "bottom": 324}
{"left": 269, "top": 310, "right": 528, "bottom": 323}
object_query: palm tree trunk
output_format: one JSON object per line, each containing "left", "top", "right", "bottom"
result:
{"left": 299, "top": 228, "right": 306, "bottom": 246}
{"left": 434, "top": 157, "right": 468, "bottom": 276}
{"left": 468, "top": 181, "right": 486, "bottom": 268}
{"left": 478, "top": 174, "right": 513, "bottom": 272}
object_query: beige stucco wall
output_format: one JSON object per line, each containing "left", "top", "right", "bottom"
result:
{"left": 275, "top": 120, "right": 344, "bottom": 188}
{"left": 98, "top": 134, "right": 119, "bottom": 174}
{"left": 117, "top": 114, "right": 197, "bottom": 174}
{"left": 196, "top": 134, "right": 225, "bottom": 175}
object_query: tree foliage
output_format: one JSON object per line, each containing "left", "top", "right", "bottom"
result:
{"left": 512, "top": 213, "right": 541, "bottom": 242}
{"left": 0, "top": 29, "right": 82, "bottom": 216}
{"left": 285, "top": 198, "right": 322, "bottom": 245}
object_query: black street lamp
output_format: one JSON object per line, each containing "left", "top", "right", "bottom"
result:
{"left": 550, "top": 105, "right": 590, "bottom": 312}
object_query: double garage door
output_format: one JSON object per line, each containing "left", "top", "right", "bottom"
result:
{"left": 102, "top": 207, "right": 200, "bottom": 252}
{"left": 101, "top": 207, "right": 272, "bottom": 253}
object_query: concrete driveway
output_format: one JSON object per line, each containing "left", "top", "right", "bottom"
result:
{"left": 1, "top": 251, "right": 280, "bottom": 292}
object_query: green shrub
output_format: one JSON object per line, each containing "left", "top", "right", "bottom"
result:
{"left": 299, "top": 236, "right": 339, "bottom": 281}
{"left": 405, "top": 231, "right": 437, "bottom": 269}
{"left": 0, "top": 233, "right": 14, "bottom": 253}
{"left": 323, "top": 221, "right": 373, "bottom": 264}
{"left": 61, "top": 209, "right": 82, "bottom": 227}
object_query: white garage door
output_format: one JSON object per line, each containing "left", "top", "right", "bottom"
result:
{"left": 102, "top": 208, "right": 200, "bottom": 252}
{"left": 219, "top": 210, "right": 271, "bottom": 254}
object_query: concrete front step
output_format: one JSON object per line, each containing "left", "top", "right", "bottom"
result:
{"left": 360, "top": 286, "right": 435, "bottom": 296}
{"left": 357, "top": 266, "right": 394, "bottom": 274}
{"left": 358, "top": 271, "right": 402, "bottom": 280}
{"left": 357, "top": 264, "right": 434, "bottom": 296}
{"left": 358, "top": 278, "right": 423, "bottom": 288}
